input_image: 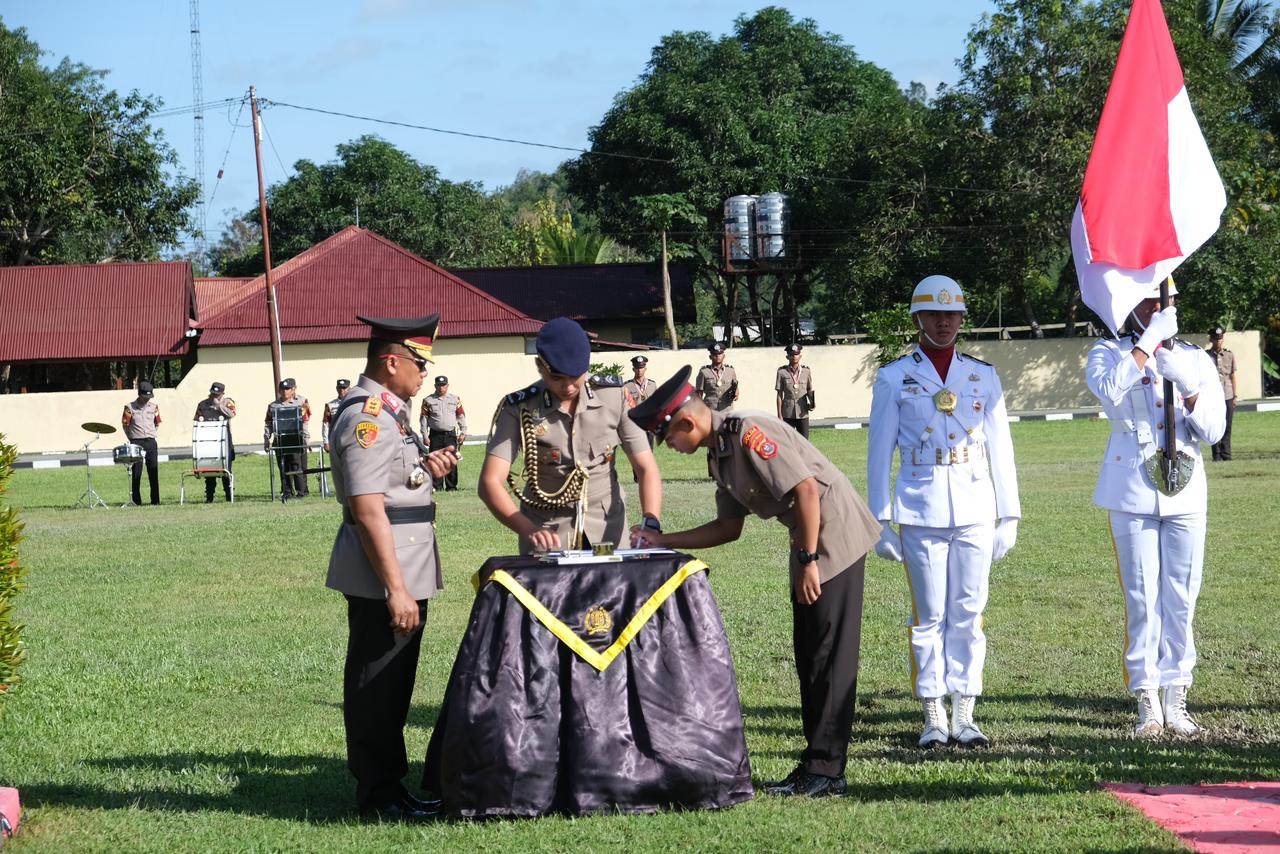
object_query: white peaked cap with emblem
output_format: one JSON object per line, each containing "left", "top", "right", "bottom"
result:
{"left": 910, "top": 275, "right": 967, "bottom": 314}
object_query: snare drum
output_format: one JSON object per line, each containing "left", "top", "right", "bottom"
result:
{"left": 113, "top": 443, "right": 144, "bottom": 465}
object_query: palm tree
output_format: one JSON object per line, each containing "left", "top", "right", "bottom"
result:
{"left": 1200, "top": 0, "right": 1280, "bottom": 75}
{"left": 540, "top": 231, "right": 616, "bottom": 265}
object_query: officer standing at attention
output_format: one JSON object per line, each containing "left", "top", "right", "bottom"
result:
{"left": 868, "top": 275, "right": 1021, "bottom": 749}
{"left": 628, "top": 366, "right": 880, "bottom": 797}
{"left": 322, "top": 379, "right": 352, "bottom": 453}
{"left": 122, "top": 380, "right": 162, "bottom": 506}
{"left": 293, "top": 381, "right": 314, "bottom": 497}
{"left": 1085, "top": 283, "right": 1224, "bottom": 738}
{"left": 697, "top": 342, "right": 739, "bottom": 411}
{"left": 479, "top": 316, "right": 663, "bottom": 554}
{"left": 419, "top": 376, "right": 467, "bottom": 491}
{"left": 623, "top": 355, "right": 658, "bottom": 408}
{"left": 776, "top": 343, "right": 815, "bottom": 437}
{"left": 327, "top": 312, "right": 457, "bottom": 822}
{"left": 1206, "top": 325, "right": 1236, "bottom": 461}
{"left": 193, "top": 381, "right": 236, "bottom": 503}
{"left": 265, "top": 378, "right": 309, "bottom": 501}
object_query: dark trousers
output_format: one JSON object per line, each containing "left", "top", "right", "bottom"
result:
{"left": 792, "top": 557, "right": 865, "bottom": 778}
{"left": 205, "top": 445, "right": 235, "bottom": 502}
{"left": 1212, "top": 401, "right": 1234, "bottom": 460}
{"left": 129, "top": 437, "right": 160, "bottom": 505}
{"left": 344, "top": 594, "right": 428, "bottom": 810}
{"left": 427, "top": 429, "right": 458, "bottom": 490}
{"left": 784, "top": 417, "right": 810, "bottom": 439}
{"left": 277, "top": 449, "right": 308, "bottom": 497}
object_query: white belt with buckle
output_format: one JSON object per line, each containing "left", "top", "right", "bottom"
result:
{"left": 906, "top": 444, "right": 986, "bottom": 466}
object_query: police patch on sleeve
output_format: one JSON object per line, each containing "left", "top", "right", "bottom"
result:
{"left": 355, "top": 421, "right": 380, "bottom": 448}
{"left": 742, "top": 425, "right": 779, "bottom": 459}
{"left": 362, "top": 397, "right": 383, "bottom": 417}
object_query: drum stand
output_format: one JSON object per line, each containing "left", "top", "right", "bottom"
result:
{"left": 122, "top": 462, "right": 141, "bottom": 508}
{"left": 73, "top": 435, "right": 109, "bottom": 510}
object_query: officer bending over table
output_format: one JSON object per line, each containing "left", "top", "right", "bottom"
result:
{"left": 326, "top": 312, "right": 457, "bottom": 822}
{"left": 628, "top": 366, "right": 880, "bottom": 798}
{"left": 479, "top": 316, "right": 663, "bottom": 554}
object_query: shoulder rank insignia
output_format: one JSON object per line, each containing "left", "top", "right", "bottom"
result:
{"left": 362, "top": 397, "right": 383, "bottom": 417}
{"left": 912, "top": 352, "right": 923, "bottom": 363}
{"left": 380, "top": 391, "right": 402, "bottom": 413}
{"left": 721, "top": 416, "right": 742, "bottom": 435}
{"left": 960, "top": 352, "right": 992, "bottom": 366}
{"left": 742, "top": 425, "right": 779, "bottom": 460}
{"left": 505, "top": 384, "right": 541, "bottom": 405}
{"left": 355, "top": 421, "right": 379, "bottom": 448}
{"left": 589, "top": 373, "right": 624, "bottom": 388}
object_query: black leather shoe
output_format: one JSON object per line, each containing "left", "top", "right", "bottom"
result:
{"left": 765, "top": 769, "right": 847, "bottom": 797}
{"left": 401, "top": 792, "right": 442, "bottom": 812}
{"left": 360, "top": 798, "right": 439, "bottom": 823}
{"left": 762, "top": 765, "right": 805, "bottom": 792}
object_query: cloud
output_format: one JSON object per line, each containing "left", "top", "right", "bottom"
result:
{"left": 301, "top": 37, "right": 386, "bottom": 75}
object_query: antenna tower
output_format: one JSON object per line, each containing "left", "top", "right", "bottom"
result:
{"left": 189, "top": 0, "right": 206, "bottom": 258}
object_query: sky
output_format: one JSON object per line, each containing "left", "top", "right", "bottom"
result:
{"left": 4, "top": 1, "right": 997, "bottom": 252}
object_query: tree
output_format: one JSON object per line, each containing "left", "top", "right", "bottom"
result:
{"left": 0, "top": 22, "right": 198, "bottom": 266}
{"left": 217, "top": 136, "right": 517, "bottom": 275}
{"left": 0, "top": 434, "right": 25, "bottom": 703}
{"left": 566, "top": 7, "right": 920, "bottom": 341}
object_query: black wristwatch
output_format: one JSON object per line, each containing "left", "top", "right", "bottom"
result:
{"left": 641, "top": 515, "right": 662, "bottom": 533}
{"left": 796, "top": 547, "right": 819, "bottom": 566}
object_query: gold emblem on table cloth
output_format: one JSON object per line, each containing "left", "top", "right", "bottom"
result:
{"left": 933, "top": 389, "right": 958, "bottom": 414}
{"left": 584, "top": 605, "right": 612, "bottom": 636}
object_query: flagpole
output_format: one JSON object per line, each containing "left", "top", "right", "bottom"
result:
{"left": 1160, "top": 275, "right": 1176, "bottom": 470}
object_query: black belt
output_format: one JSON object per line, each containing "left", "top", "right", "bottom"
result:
{"left": 428, "top": 428, "right": 456, "bottom": 435}
{"left": 343, "top": 504, "right": 435, "bottom": 525}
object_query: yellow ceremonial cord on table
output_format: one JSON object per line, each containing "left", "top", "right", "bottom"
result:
{"left": 472, "top": 559, "right": 710, "bottom": 673}
{"left": 502, "top": 403, "right": 589, "bottom": 549}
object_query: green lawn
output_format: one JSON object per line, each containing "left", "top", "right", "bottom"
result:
{"left": 2, "top": 413, "right": 1278, "bottom": 852}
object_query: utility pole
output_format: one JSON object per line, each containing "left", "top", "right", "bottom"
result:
{"left": 189, "top": 0, "right": 205, "bottom": 260}
{"left": 250, "top": 86, "right": 283, "bottom": 390}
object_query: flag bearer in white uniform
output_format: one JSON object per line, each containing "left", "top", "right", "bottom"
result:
{"left": 868, "top": 275, "right": 1021, "bottom": 748}
{"left": 1084, "top": 282, "right": 1225, "bottom": 738}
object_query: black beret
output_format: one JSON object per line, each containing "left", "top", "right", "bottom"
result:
{"left": 536, "top": 317, "right": 591, "bottom": 376}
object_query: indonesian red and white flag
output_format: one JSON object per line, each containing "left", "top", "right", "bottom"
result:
{"left": 1071, "top": 0, "right": 1225, "bottom": 334}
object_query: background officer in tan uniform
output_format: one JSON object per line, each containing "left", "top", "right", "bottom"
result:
{"left": 776, "top": 343, "right": 815, "bottom": 438}
{"left": 419, "top": 376, "right": 467, "bottom": 491}
{"left": 629, "top": 366, "right": 880, "bottom": 799}
{"left": 265, "top": 378, "right": 310, "bottom": 501}
{"left": 121, "top": 380, "right": 162, "bottom": 506}
{"left": 322, "top": 379, "right": 352, "bottom": 453}
{"left": 1207, "top": 325, "right": 1236, "bottom": 461}
{"left": 326, "top": 312, "right": 457, "bottom": 822}
{"left": 623, "top": 355, "right": 658, "bottom": 407}
{"left": 697, "top": 342, "right": 738, "bottom": 411}
{"left": 193, "top": 381, "right": 236, "bottom": 503}
{"left": 480, "top": 316, "right": 663, "bottom": 554}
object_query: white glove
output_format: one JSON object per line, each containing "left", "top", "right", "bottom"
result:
{"left": 992, "top": 518, "right": 1018, "bottom": 561}
{"left": 1135, "top": 306, "right": 1178, "bottom": 356}
{"left": 874, "top": 520, "right": 904, "bottom": 562}
{"left": 1155, "top": 347, "right": 1199, "bottom": 397}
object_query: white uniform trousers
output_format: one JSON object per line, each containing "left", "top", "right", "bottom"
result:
{"left": 1108, "top": 510, "right": 1205, "bottom": 693}
{"left": 902, "top": 523, "right": 993, "bottom": 698}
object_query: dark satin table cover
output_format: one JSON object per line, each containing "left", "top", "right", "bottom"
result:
{"left": 423, "top": 552, "right": 753, "bottom": 817}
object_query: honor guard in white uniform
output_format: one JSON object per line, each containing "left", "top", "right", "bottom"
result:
{"left": 1084, "top": 281, "right": 1225, "bottom": 738}
{"left": 322, "top": 379, "right": 352, "bottom": 452}
{"left": 868, "top": 275, "right": 1021, "bottom": 748}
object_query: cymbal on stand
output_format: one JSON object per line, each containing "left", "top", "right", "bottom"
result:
{"left": 82, "top": 422, "right": 117, "bottom": 435}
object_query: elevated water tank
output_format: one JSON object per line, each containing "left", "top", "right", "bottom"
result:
{"left": 754, "top": 191, "right": 789, "bottom": 259}
{"left": 723, "top": 195, "right": 756, "bottom": 262}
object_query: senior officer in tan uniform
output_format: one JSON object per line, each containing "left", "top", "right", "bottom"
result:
{"left": 193, "top": 381, "right": 236, "bottom": 503}
{"left": 122, "top": 380, "right": 162, "bottom": 506}
{"left": 868, "top": 275, "right": 1021, "bottom": 749}
{"left": 629, "top": 366, "right": 880, "bottom": 798}
{"left": 776, "top": 343, "right": 815, "bottom": 438}
{"left": 697, "top": 342, "right": 739, "bottom": 411}
{"left": 479, "top": 316, "right": 663, "bottom": 554}
{"left": 326, "top": 312, "right": 457, "bottom": 823}
{"left": 419, "top": 376, "right": 467, "bottom": 492}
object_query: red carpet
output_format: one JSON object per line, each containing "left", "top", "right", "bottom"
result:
{"left": 1105, "top": 782, "right": 1280, "bottom": 852}
{"left": 0, "top": 787, "right": 19, "bottom": 843}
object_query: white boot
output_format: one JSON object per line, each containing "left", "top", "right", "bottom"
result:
{"left": 1161, "top": 685, "right": 1202, "bottom": 736}
{"left": 1134, "top": 688, "right": 1164, "bottom": 739}
{"left": 950, "top": 693, "right": 990, "bottom": 747}
{"left": 919, "top": 697, "right": 950, "bottom": 748}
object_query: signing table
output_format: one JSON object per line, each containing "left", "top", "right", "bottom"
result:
{"left": 423, "top": 550, "right": 753, "bottom": 818}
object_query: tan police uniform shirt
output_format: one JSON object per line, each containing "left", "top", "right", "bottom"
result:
{"left": 194, "top": 396, "right": 236, "bottom": 421}
{"left": 775, "top": 364, "right": 814, "bottom": 419}
{"left": 697, "top": 364, "right": 738, "bottom": 411}
{"left": 420, "top": 392, "right": 467, "bottom": 435}
{"left": 708, "top": 409, "right": 879, "bottom": 583}
{"left": 487, "top": 375, "right": 652, "bottom": 554}
{"left": 122, "top": 400, "right": 161, "bottom": 440}
{"left": 1208, "top": 346, "right": 1236, "bottom": 401}
{"left": 322, "top": 397, "right": 343, "bottom": 445}
{"left": 622, "top": 377, "right": 658, "bottom": 408}
{"left": 325, "top": 375, "right": 442, "bottom": 600}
